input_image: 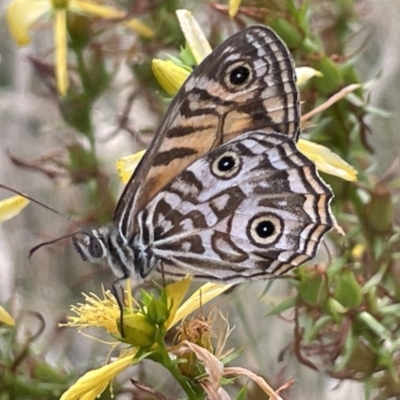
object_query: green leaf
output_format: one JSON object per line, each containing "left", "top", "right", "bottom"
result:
{"left": 304, "top": 315, "right": 333, "bottom": 343}
{"left": 220, "top": 347, "right": 243, "bottom": 366}
{"left": 335, "top": 326, "right": 356, "bottom": 371}
{"left": 357, "top": 312, "right": 391, "bottom": 341}
{"left": 312, "top": 55, "right": 342, "bottom": 94}
{"left": 147, "top": 296, "right": 170, "bottom": 325}
{"left": 334, "top": 270, "right": 362, "bottom": 309}
{"left": 265, "top": 297, "right": 296, "bottom": 316}
{"left": 326, "top": 298, "right": 347, "bottom": 322}
{"left": 235, "top": 384, "right": 248, "bottom": 400}
{"left": 362, "top": 264, "right": 387, "bottom": 293}
{"left": 179, "top": 43, "right": 197, "bottom": 68}
{"left": 298, "top": 272, "right": 328, "bottom": 306}
{"left": 268, "top": 18, "right": 304, "bottom": 48}
{"left": 34, "top": 362, "right": 70, "bottom": 384}
{"left": 327, "top": 256, "right": 348, "bottom": 280}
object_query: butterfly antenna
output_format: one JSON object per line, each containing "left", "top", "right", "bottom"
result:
{"left": 0, "top": 184, "right": 85, "bottom": 230}
{"left": 0, "top": 184, "right": 91, "bottom": 256}
{"left": 28, "top": 231, "right": 82, "bottom": 258}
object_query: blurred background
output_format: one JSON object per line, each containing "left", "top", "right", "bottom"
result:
{"left": 0, "top": 1, "right": 399, "bottom": 399}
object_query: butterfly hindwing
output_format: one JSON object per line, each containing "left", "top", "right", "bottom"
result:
{"left": 135, "top": 131, "right": 333, "bottom": 281}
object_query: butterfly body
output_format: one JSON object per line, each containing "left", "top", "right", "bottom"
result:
{"left": 73, "top": 25, "right": 334, "bottom": 284}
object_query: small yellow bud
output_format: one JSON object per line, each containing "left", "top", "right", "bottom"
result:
{"left": 151, "top": 59, "right": 190, "bottom": 96}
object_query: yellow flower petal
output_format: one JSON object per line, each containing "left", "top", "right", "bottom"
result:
{"left": 352, "top": 244, "right": 365, "bottom": 259}
{"left": 124, "top": 18, "right": 154, "bottom": 38}
{"left": 6, "top": 0, "right": 50, "bottom": 45}
{"left": 164, "top": 276, "right": 193, "bottom": 329}
{"left": 298, "top": 139, "right": 358, "bottom": 182}
{"left": 62, "top": 290, "right": 120, "bottom": 335}
{"left": 0, "top": 305, "right": 15, "bottom": 326}
{"left": 170, "top": 283, "right": 232, "bottom": 328}
{"left": 0, "top": 195, "right": 29, "bottom": 223}
{"left": 296, "top": 67, "right": 323, "bottom": 86}
{"left": 79, "top": 385, "right": 108, "bottom": 400}
{"left": 152, "top": 59, "right": 190, "bottom": 96}
{"left": 70, "top": 1, "right": 125, "bottom": 19}
{"left": 176, "top": 9, "right": 212, "bottom": 65}
{"left": 54, "top": 9, "right": 68, "bottom": 96}
{"left": 116, "top": 150, "right": 146, "bottom": 184}
{"left": 229, "top": 0, "right": 241, "bottom": 18}
{"left": 60, "top": 355, "right": 134, "bottom": 400}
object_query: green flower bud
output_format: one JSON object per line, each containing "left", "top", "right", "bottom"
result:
{"left": 146, "top": 297, "right": 170, "bottom": 325}
{"left": 334, "top": 270, "right": 362, "bottom": 309}
{"left": 119, "top": 313, "right": 157, "bottom": 347}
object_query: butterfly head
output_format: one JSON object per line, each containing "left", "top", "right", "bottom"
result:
{"left": 72, "top": 229, "right": 109, "bottom": 263}
{"left": 71, "top": 227, "right": 128, "bottom": 279}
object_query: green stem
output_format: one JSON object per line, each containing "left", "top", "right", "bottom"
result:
{"left": 75, "top": 47, "right": 91, "bottom": 93}
{"left": 73, "top": 46, "right": 95, "bottom": 151}
{"left": 148, "top": 327, "right": 204, "bottom": 399}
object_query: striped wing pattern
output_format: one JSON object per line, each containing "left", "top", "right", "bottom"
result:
{"left": 72, "top": 25, "right": 334, "bottom": 283}
{"left": 114, "top": 25, "right": 300, "bottom": 237}
{"left": 134, "top": 132, "right": 333, "bottom": 281}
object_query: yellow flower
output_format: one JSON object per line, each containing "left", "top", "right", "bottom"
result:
{"left": 298, "top": 139, "right": 358, "bottom": 182}
{"left": 168, "top": 281, "right": 232, "bottom": 328}
{"left": 151, "top": 60, "right": 190, "bottom": 96}
{"left": 229, "top": 0, "right": 241, "bottom": 18}
{"left": 116, "top": 150, "right": 146, "bottom": 184}
{"left": 150, "top": 10, "right": 211, "bottom": 95}
{"left": 63, "top": 277, "right": 230, "bottom": 336}
{"left": 0, "top": 194, "right": 29, "bottom": 223}
{"left": 296, "top": 66, "right": 323, "bottom": 86}
{"left": 61, "top": 276, "right": 231, "bottom": 399}
{"left": 0, "top": 193, "right": 30, "bottom": 327}
{"left": 175, "top": 10, "right": 212, "bottom": 65}
{"left": 60, "top": 354, "right": 138, "bottom": 400}
{"left": 0, "top": 306, "right": 15, "bottom": 326}
{"left": 5, "top": 1, "right": 152, "bottom": 95}
{"left": 124, "top": 18, "right": 154, "bottom": 39}
{"left": 63, "top": 288, "right": 121, "bottom": 335}
{"left": 352, "top": 243, "right": 365, "bottom": 259}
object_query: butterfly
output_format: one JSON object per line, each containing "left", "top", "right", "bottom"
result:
{"left": 70, "top": 25, "right": 333, "bottom": 284}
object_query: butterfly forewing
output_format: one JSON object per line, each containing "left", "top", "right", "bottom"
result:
{"left": 114, "top": 25, "right": 300, "bottom": 237}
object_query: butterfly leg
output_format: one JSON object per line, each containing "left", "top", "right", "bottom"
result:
{"left": 112, "top": 275, "right": 129, "bottom": 337}
{"left": 159, "top": 264, "right": 166, "bottom": 287}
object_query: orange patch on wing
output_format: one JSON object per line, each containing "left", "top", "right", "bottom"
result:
{"left": 223, "top": 112, "right": 253, "bottom": 135}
